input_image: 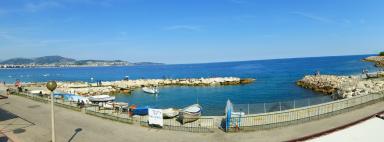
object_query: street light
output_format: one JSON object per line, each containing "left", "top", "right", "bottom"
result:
{"left": 46, "top": 81, "right": 57, "bottom": 142}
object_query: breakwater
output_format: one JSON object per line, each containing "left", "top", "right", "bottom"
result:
{"left": 22, "top": 77, "right": 255, "bottom": 96}
{"left": 297, "top": 74, "right": 384, "bottom": 99}
{"left": 363, "top": 56, "right": 384, "bottom": 67}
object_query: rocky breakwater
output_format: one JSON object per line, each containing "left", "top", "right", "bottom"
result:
{"left": 56, "top": 82, "right": 117, "bottom": 96}
{"left": 297, "top": 75, "right": 384, "bottom": 98}
{"left": 111, "top": 77, "right": 255, "bottom": 88}
{"left": 297, "top": 75, "right": 356, "bottom": 95}
{"left": 52, "top": 77, "right": 255, "bottom": 95}
{"left": 363, "top": 56, "right": 384, "bottom": 67}
{"left": 336, "top": 79, "right": 384, "bottom": 98}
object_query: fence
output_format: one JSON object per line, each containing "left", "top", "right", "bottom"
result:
{"left": 226, "top": 92, "right": 384, "bottom": 132}
{"left": 233, "top": 95, "right": 333, "bottom": 115}
{"left": 140, "top": 117, "right": 216, "bottom": 133}
{"left": 85, "top": 106, "right": 134, "bottom": 124}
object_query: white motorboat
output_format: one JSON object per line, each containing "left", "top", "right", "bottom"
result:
{"left": 142, "top": 87, "right": 159, "bottom": 94}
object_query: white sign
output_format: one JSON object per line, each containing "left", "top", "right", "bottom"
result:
{"left": 148, "top": 108, "right": 163, "bottom": 127}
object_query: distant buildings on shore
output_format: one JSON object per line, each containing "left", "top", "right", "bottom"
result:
{"left": 0, "top": 56, "right": 163, "bottom": 69}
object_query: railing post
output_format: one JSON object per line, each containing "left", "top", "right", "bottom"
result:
{"left": 279, "top": 102, "right": 282, "bottom": 111}
{"left": 247, "top": 104, "right": 250, "bottom": 115}
{"left": 293, "top": 100, "right": 296, "bottom": 109}
{"left": 307, "top": 98, "right": 310, "bottom": 106}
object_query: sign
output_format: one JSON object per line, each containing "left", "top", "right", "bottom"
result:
{"left": 148, "top": 109, "right": 163, "bottom": 127}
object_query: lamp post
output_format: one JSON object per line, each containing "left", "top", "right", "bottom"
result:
{"left": 46, "top": 81, "right": 57, "bottom": 142}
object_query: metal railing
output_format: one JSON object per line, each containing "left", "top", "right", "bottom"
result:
{"left": 140, "top": 117, "right": 216, "bottom": 133}
{"left": 232, "top": 95, "right": 333, "bottom": 115}
{"left": 85, "top": 106, "right": 134, "bottom": 124}
{"left": 226, "top": 92, "right": 384, "bottom": 132}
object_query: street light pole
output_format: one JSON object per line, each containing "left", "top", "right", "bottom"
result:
{"left": 46, "top": 81, "right": 57, "bottom": 142}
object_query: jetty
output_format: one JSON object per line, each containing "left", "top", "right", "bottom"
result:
{"left": 363, "top": 56, "right": 384, "bottom": 67}
{"left": 19, "top": 77, "right": 255, "bottom": 96}
{"left": 297, "top": 74, "right": 384, "bottom": 98}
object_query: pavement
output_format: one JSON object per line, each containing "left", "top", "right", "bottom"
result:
{"left": 1, "top": 86, "right": 384, "bottom": 142}
{"left": 308, "top": 117, "right": 384, "bottom": 142}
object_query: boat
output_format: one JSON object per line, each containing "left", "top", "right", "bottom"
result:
{"left": 366, "top": 73, "right": 379, "bottom": 79}
{"left": 132, "top": 106, "right": 149, "bottom": 116}
{"left": 142, "top": 87, "right": 159, "bottom": 94}
{"left": 162, "top": 108, "right": 180, "bottom": 118}
{"left": 178, "top": 104, "right": 202, "bottom": 124}
{"left": 88, "top": 95, "right": 115, "bottom": 102}
{"left": 106, "top": 102, "right": 129, "bottom": 110}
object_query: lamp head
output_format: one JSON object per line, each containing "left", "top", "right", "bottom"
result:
{"left": 46, "top": 81, "right": 57, "bottom": 91}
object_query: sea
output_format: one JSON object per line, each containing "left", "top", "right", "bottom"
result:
{"left": 0, "top": 55, "right": 378, "bottom": 115}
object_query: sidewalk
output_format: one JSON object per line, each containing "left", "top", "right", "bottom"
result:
{"left": 0, "top": 92, "right": 383, "bottom": 142}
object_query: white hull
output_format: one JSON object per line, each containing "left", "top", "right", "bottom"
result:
{"left": 142, "top": 87, "right": 159, "bottom": 94}
{"left": 178, "top": 104, "right": 202, "bottom": 124}
{"left": 88, "top": 95, "right": 115, "bottom": 102}
{"left": 162, "top": 108, "right": 180, "bottom": 118}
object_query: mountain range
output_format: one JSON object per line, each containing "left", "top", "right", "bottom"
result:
{"left": 0, "top": 56, "right": 163, "bottom": 66}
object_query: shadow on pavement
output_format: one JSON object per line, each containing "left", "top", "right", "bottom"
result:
{"left": 0, "top": 107, "right": 18, "bottom": 122}
{"left": 0, "top": 107, "right": 35, "bottom": 134}
{"left": 68, "top": 128, "right": 82, "bottom": 142}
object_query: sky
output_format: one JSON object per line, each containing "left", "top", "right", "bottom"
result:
{"left": 0, "top": 0, "right": 383, "bottom": 64}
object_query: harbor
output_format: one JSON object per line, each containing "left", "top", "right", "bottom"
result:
{"left": 2, "top": 55, "right": 384, "bottom": 141}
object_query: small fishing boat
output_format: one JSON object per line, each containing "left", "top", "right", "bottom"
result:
{"left": 178, "top": 104, "right": 202, "bottom": 124}
{"left": 142, "top": 87, "right": 159, "bottom": 94}
{"left": 366, "top": 73, "right": 379, "bottom": 79}
{"left": 162, "top": 108, "right": 180, "bottom": 118}
{"left": 132, "top": 106, "right": 149, "bottom": 116}
{"left": 88, "top": 95, "right": 115, "bottom": 102}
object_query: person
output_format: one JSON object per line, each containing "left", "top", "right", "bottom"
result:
{"left": 80, "top": 100, "right": 85, "bottom": 108}
{"left": 15, "top": 79, "right": 22, "bottom": 93}
{"left": 6, "top": 88, "right": 10, "bottom": 96}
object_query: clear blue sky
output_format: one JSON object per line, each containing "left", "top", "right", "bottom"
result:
{"left": 0, "top": 0, "right": 383, "bottom": 64}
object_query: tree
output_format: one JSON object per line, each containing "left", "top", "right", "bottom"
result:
{"left": 380, "top": 52, "right": 384, "bottom": 56}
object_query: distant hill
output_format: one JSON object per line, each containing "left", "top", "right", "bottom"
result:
{"left": 34, "top": 56, "right": 76, "bottom": 64}
{"left": 1, "top": 56, "right": 75, "bottom": 65}
{"left": 1, "top": 58, "right": 34, "bottom": 64}
{"left": 0, "top": 56, "right": 163, "bottom": 67}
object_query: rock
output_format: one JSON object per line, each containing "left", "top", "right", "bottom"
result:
{"left": 239, "top": 78, "right": 255, "bottom": 84}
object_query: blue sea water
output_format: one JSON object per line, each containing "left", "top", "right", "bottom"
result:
{"left": 0, "top": 55, "right": 378, "bottom": 115}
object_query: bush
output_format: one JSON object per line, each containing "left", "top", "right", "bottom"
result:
{"left": 380, "top": 52, "right": 384, "bottom": 56}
